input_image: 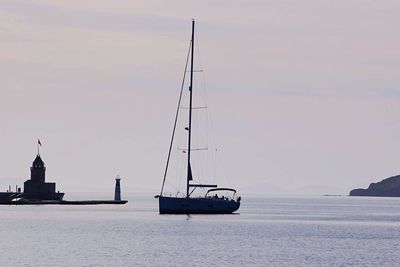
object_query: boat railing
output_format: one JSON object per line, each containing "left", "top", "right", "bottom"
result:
{"left": 157, "top": 192, "right": 186, "bottom": 198}
{"left": 205, "top": 188, "right": 240, "bottom": 202}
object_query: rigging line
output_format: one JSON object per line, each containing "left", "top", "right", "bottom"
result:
{"left": 194, "top": 31, "right": 211, "bottom": 185}
{"left": 180, "top": 106, "right": 207, "bottom": 110}
{"left": 165, "top": 179, "right": 179, "bottom": 193}
{"left": 178, "top": 148, "right": 208, "bottom": 151}
{"left": 160, "top": 40, "right": 192, "bottom": 196}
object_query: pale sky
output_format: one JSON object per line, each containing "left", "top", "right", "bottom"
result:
{"left": 1, "top": 0, "right": 399, "bottom": 195}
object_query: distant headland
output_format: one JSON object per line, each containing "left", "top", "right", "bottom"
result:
{"left": 350, "top": 175, "right": 400, "bottom": 197}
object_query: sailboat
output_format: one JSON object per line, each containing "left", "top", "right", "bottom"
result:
{"left": 155, "top": 20, "right": 241, "bottom": 214}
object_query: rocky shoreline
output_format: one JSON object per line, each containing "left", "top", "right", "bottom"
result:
{"left": 350, "top": 175, "right": 400, "bottom": 197}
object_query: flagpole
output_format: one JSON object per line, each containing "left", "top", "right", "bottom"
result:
{"left": 37, "top": 139, "right": 40, "bottom": 155}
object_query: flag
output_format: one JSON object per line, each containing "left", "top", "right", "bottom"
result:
{"left": 38, "top": 139, "right": 42, "bottom": 146}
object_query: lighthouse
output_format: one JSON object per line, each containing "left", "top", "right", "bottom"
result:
{"left": 114, "top": 175, "right": 121, "bottom": 201}
{"left": 23, "top": 153, "right": 64, "bottom": 201}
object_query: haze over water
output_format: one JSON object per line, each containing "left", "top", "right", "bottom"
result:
{"left": 1, "top": 194, "right": 399, "bottom": 266}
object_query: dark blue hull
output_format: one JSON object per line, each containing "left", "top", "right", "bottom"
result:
{"left": 159, "top": 196, "right": 240, "bottom": 214}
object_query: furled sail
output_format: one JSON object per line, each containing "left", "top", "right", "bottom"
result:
{"left": 188, "top": 162, "right": 193, "bottom": 181}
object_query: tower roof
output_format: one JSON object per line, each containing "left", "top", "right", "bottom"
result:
{"left": 32, "top": 154, "right": 44, "bottom": 167}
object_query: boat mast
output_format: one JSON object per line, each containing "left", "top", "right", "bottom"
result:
{"left": 187, "top": 20, "right": 195, "bottom": 198}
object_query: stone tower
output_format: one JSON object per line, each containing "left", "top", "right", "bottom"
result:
{"left": 30, "top": 154, "right": 46, "bottom": 183}
{"left": 23, "top": 153, "right": 64, "bottom": 200}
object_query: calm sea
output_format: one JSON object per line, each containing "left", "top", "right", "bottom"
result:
{"left": 1, "top": 193, "right": 399, "bottom": 266}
